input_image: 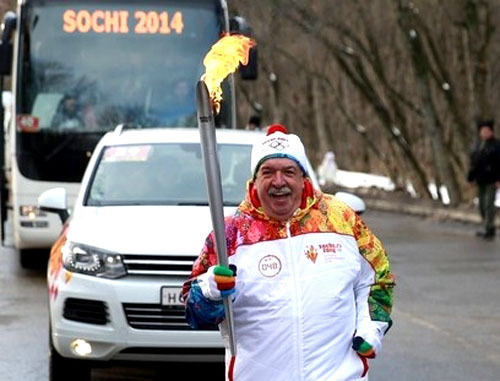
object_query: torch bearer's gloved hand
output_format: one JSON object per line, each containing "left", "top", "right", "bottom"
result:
{"left": 352, "top": 336, "right": 376, "bottom": 358}
{"left": 197, "top": 265, "right": 237, "bottom": 301}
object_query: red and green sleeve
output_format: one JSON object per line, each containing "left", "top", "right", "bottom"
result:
{"left": 353, "top": 213, "right": 395, "bottom": 327}
{"left": 182, "top": 233, "right": 225, "bottom": 329}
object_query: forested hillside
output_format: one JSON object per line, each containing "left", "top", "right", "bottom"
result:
{"left": 1, "top": 0, "right": 499, "bottom": 205}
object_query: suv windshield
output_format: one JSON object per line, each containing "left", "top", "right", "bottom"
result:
{"left": 86, "top": 143, "right": 251, "bottom": 206}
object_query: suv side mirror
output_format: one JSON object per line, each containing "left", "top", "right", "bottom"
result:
{"left": 229, "top": 16, "right": 258, "bottom": 80}
{"left": 38, "top": 187, "right": 70, "bottom": 223}
{"left": 335, "top": 191, "right": 366, "bottom": 215}
{"left": 0, "top": 12, "right": 17, "bottom": 76}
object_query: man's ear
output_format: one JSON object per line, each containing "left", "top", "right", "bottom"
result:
{"left": 300, "top": 178, "right": 314, "bottom": 209}
{"left": 249, "top": 181, "right": 261, "bottom": 208}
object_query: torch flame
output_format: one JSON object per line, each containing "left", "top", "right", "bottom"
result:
{"left": 201, "top": 33, "right": 256, "bottom": 113}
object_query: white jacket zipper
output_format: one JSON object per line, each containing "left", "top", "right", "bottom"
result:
{"left": 286, "top": 221, "right": 304, "bottom": 380}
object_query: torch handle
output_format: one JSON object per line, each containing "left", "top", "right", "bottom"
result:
{"left": 196, "top": 81, "right": 237, "bottom": 357}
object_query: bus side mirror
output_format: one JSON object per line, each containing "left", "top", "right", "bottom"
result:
{"left": 38, "top": 187, "right": 70, "bottom": 224}
{"left": 229, "top": 16, "right": 258, "bottom": 80}
{"left": 0, "top": 43, "right": 12, "bottom": 75}
{"left": 240, "top": 48, "right": 257, "bottom": 80}
{"left": 0, "top": 12, "right": 17, "bottom": 76}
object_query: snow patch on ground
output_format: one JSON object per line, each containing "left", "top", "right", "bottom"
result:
{"left": 331, "top": 169, "right": 500, "bottom": 207}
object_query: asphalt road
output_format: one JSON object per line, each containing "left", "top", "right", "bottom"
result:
{"left": 0, "top": 210, "right": 499, "bottom": 380}
{"left": 367, "top": 211, "right": 500, "bottom": 380}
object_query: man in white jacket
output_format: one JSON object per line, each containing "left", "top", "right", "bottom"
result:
{"left": 183, "top": 124, "right": 395, "bottom": 380}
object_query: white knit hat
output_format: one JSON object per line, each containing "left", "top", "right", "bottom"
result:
{"left": 251, "top": 124, "right": 309, "bottom": 177}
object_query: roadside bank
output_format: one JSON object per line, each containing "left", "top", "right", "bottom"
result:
{"left": 323, "top": 185, "right": 500, "bottom": 229}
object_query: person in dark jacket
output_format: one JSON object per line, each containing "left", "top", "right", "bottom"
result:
{"left": 467, "top": 119, "right": 500, "bottom": 239}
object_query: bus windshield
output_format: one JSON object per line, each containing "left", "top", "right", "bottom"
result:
{"left": 18, "top": 0, "right": 224, "bottom": 131}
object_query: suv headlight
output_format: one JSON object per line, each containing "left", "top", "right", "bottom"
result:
{"left": 62, "top": 241, "right": 127, "bottom": 279}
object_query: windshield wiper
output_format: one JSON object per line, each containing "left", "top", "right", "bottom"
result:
{"left": 44, "top": 135, "right": 76, "bottom": 161}
{"left": 177, "top": 202, "right": 209, "bottom": 206}
{"left": 177, "top": 201, "right": 240, "bottom": 207}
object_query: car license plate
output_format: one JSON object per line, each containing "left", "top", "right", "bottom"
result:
{"left": 161, "top": 287, "right": 183, "bottom": 306}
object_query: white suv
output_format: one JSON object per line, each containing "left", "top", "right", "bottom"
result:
{"left": 39, "top": 127, "right": 274, "bottom": 379}
{"left": 38, "top": 126, "right": 364, "bottom": 380}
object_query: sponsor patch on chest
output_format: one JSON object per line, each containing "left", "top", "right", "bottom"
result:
{"left": 258, "top": 255, "right": 282, "bottom": 277}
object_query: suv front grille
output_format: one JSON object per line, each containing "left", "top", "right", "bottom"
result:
{"left": 63, "top": 298, "right": 109, "bottom": 325}
{"left": 122, "top": 254, "right": 196, "bottom": 276}
{"left": 123, "top": 303, "right": 197, "bottom": 330}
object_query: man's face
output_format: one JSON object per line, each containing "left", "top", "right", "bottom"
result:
{"left": 64, "top": 98, "right": 77, "bottom": 114}
{"left": 479, "top": 126, "right": 493, "bottom": 141}
{"left": 254, "top": 158, "right": 304, "bottom": 221}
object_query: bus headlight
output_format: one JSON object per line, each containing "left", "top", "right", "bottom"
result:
{"left": 20, "top": 205, "right": 47, "bottom": 220}
{"left": 62, "top": 241, "right": 126, "bottom": 279}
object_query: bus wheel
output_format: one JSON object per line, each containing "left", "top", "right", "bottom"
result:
{"left": 19, "top": 248, "right": 48, "bottom": 269}
{"left": 20, "top": 249, "right": 35, "bottom": 268}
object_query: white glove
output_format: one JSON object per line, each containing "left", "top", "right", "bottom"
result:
{"left": 197, "top": 265, "right": 236, "bottom": 301}
{"left": 353, "top": 324, "right": 384, "bottom": 358}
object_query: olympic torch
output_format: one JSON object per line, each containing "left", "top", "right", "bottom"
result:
{"left": 196, "top": 80, "right": 237, "bottom": 359}
{"left": 196, "top": 34, "right": 256, "bottom": 376}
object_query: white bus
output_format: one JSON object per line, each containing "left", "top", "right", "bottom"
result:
{"left": 0, "top": 0, "right": 256, "bottom": 267}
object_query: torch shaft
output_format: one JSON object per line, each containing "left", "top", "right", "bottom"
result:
{"left": 196, "top": 80, "right": 237, "bottom": 357}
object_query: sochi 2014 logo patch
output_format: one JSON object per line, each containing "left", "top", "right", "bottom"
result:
{"left": 304, "top": 245, "right": 319, "bottom": 263}
{"left": 258, "top": 255, "right": 282, "bottom": 277}
{"left": 319, "top": 243, "right": 343, "bottom": 263}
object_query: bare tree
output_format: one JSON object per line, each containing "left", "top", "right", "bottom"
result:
{"left": 233, "top": 0, "right": 500, "bottom": 204}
